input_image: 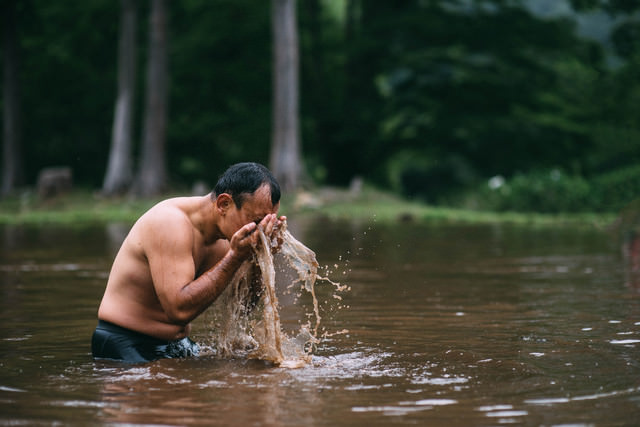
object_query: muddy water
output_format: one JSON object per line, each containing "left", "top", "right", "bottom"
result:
{"left": 204, "top": 224, "right": 333, "bottom": 367}
{"left": 1, "top": 218, "right": 639, "bottom": 426}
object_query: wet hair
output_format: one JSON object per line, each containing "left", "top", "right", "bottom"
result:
{"left": 213, "top": 162, "right": 281, "bottom": 209}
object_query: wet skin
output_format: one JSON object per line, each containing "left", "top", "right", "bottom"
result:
{"left": 97, "top": 184, "right": 285, "bottom": 341}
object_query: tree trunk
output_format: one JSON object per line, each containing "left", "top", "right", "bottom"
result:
{"left": 102, "top": 0, "right": 137, "bottom": 196}
{"left": 270, "top": 0, "right": 302, "bottom": 192}
{"left": 2, "top": 0, "right": 22, "bottom": 196}
{"left": 133, "top": 0, "right": 168, "bottom": 197}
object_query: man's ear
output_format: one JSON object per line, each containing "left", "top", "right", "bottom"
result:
{"left": 215, "top": 193, "right": 234, "bottom": 215}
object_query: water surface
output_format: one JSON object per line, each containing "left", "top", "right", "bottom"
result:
{"left": 1, "top": 218, "right": 639, "bottom": 426}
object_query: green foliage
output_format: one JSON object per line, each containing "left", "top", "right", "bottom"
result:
{"left": 18, "top": 0, "right": 118, "bottom": 186}
{"left": 475, "top": 165, "right": 640, "bottom": 214}
{"left": 571, "top": 0, "right": 640, "bottom": 14}
{"left": 168, "top": 0, "right": 272, "bottom": 187}
{"left": 590, "top": 165, "right": 640, "bottom": 212}
{"left": 385, "top": 149, "right": 477, "bottom": 203}
{"left": 368, "top": 3, "right": 601, "bottom": 179}
{"left": 585, "top": 124, "right": 640, "bottom": 174}
{"left": 478, "top": 169, "right": 592, "bottom": 213}
{"left": 3, "top": 0, "right": 640, "bottom": 215}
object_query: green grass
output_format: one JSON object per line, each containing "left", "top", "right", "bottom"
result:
{"left": 287, "top": 187, "right": 617, "bottom": 228}
{"left": 0, "top": 187, "right": 617, "bottom": 228}
{"left": 0, "top": 190, "right": 162, "bottom": 225}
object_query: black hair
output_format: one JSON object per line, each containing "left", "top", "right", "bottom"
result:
{"left": 213, "top": 162, "right": 281, "bottom": 208}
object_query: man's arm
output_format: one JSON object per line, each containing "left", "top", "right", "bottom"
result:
{"left": 146, "top": 210, "right": 257, "bottom": 326}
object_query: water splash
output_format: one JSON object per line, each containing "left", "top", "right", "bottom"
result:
{"left": 203, "top": 221, "right": 347, "bottom": 368}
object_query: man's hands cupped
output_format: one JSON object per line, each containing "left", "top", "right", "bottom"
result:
{"left": 257, "top": 214, "right": 287, "bottom": 253}
{"left": 229, "top": 214, "right": 287, "bottom": 259}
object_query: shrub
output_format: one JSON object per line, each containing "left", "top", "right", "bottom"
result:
{"left": 590, "top": 165, "right": 640, "bottom": 212}
{"left": 479, "top": 169, "right": 592, "bottom": 213}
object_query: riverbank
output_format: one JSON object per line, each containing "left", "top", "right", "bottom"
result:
{"left": 0, "top": 187, "right": 617, "bottom": 228}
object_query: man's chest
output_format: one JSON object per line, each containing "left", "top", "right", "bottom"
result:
{"left": 193, "top": 240, "right": 228, "bottom": 277}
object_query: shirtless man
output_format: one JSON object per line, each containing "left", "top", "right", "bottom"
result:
{"left": 92, "top": 162, "right": 284, "bottom": 363}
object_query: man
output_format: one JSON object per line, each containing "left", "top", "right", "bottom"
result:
{"left": 92, "top": 162, "right": 285, "bottom": 363}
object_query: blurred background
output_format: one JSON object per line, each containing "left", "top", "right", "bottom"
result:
{"left": 1, "top": 0, "right": 639, "bottom": 213}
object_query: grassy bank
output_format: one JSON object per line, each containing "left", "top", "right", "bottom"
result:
{"left": 290, "top": 187, "right": 617, "bottom": 228}
{"left": 0, "top": 191, "right": 163, "bottom": 225}
{"left": 0, "top": 187, "right": 618, "bottom": 228}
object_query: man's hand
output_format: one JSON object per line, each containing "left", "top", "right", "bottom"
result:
{"left": 259, "top": 214, "right": 287, "bottom": 252}
{"left": 259, "top": 214, "right": 285, "bottom": 237}
{"left": 230, "top": 214, "right": 287, "bottom": 259}
{"left": 229, "top": 222, "right": 258, "bottom": 259}
{"left": 271, "top": 215, "right": 286, "bottom": 252}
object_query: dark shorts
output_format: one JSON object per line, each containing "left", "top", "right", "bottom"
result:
{"left": 91, "top": 320, "right": 200, "bottom": 363}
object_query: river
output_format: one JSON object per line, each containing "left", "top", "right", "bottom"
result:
{"left": 1, "top": 217, "right": 639, "bottom": 426}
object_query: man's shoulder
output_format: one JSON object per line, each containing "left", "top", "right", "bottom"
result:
{"left": 139, "top": 198, "right": 195, "bottom": 235}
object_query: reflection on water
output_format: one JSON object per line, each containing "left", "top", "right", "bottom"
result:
{"left": 1, "top": 219, "right": 639, "bottom": 426}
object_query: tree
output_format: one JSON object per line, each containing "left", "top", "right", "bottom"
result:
{"left": 2, "top": 0, "right": 22, "bottom": 196}
{"left": 348, "top": 1, "right": 603, "bottom": 193}
{"left": 570, "top": 0, "right": 640, "bottom": 14}
{"left": 270, "top": 0, "right": 303, "bottom": 192}
{"left": 168, "top": 0, "right": 271, "bottom": 187}
{"left": 133, "top": 0, "right": 168, "bottom": 197}
{"left": 102, "top": 0, "right": 137, "bottom": 196}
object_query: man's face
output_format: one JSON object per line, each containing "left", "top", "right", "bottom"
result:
{"left": 227, "top": 184, "right": 279, "bottom": 237}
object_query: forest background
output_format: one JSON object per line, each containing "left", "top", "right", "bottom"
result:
{"left": 2, "top": 0, "right": 639, "bottom": 215}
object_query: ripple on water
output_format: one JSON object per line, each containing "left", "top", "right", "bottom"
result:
{"left": 475, "top": 404, "right": 529, "bottom": 424}
{"left": 525, "top": 386, "right": 640, "bottom": 406}
{"left": 410, "top": 375, "right": 469, "bottom": 386}
{"left": 0, "top": 386, "right": 26, "bottom": 393}
{"left": 94, "top": 365, "right": 182, "bottom": 384}
{"left": 0, "top": 263, "right": 100, "bottom": 272}
{"left": 198, "top": 380, "right": 227, "bottom": 389}
{"left": 303, "top": 350, "right": 404, "bottom": 380}
{"left": 610, "top": 339, "right": 640, "bottom": 345}
{"left": 48, "top": 400, "right": 113, "bottom": 409}
{"left": 477, "top": 404, "right": 514, "bottom": 411}
{"left": 352, "top": 398, "right": 458, "bottom": 416}
{"left": 344, "top": 384, "right": 385, "bottom": 391}
{"left": 3, "top": 335, "right": 32, "bottom": 342}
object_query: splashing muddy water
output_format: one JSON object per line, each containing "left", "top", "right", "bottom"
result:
{"left": 202, "top": 221, "right": 346, "bottom": 368}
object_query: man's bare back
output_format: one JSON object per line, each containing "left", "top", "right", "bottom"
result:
{"left": 93, "top": 163, "right": 284, "bottom": 362}
{"left": 98, "top": 196, "right": 231, "bottom": 340}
